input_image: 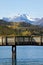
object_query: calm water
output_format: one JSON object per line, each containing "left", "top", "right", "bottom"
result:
{"left": 17, "top": 58, "right": 43, "bottom": 65}
{"left": 0, "top": 58, "right": 12, "bottom": 65}
{"left": 16, "top": 46, "right": 43, "bottom": 65}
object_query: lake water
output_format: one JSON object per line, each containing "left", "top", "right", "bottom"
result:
{"left": 17, "top": 58, "right": 43, "bottom": 65}
{"left": 0, "top": 58, "right": 12, "bottom": 65}
{"left": 16, "top": 46, "right": 43, "bottom": 65}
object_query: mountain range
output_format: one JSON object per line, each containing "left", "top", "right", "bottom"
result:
{"left": 0, "top": 14, "right": 43, "bottom": 36}
{"left": 2, "top": 14, "right": 43, "bottom": 26}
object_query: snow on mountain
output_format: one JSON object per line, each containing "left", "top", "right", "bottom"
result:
{"left": 2, "top": 14, "right": 43, "bottom": 26}
{"left": 35, "top": 18, "right": 43, "bottom": 26}
{"left": 3, "top": 17, "right": 10, "bottom": 22}
{"left": 10, "top": 14, "right": 29, "bottom": 22}
{"left": 2, "top": 14, "right": 34, "bottom": 24}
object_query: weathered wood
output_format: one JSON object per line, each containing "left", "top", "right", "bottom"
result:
{"left": 15, "top": 35, "right": 43, "bottom": 45}
{"left": 0, "top": 35, "right": 43, "bottom": 45}
{"left": 12, "top": 46, "right": 15, "bottom": 65}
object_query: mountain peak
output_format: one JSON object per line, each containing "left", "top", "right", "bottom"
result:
{"left": 2, "top": 14, "right": 43, "bottom": 26}
{"left": 2, "top": 14, "right": 30, "bottom": 22}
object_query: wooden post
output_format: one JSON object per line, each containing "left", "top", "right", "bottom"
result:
{"left": 15, "top": 36, "right": 17, "bottom": 45}
{"left": 28, "top": 36, "right": 31, "bottom": 44}
{"left": 2, "top": 37, "right": 3, "bottom": 45}
{"left": 31, "top": 36, "right": 32, "bottom": 45}
{"left": 12, "top": 46, "right": 15, "bottom": 65}
{"left": 6, "top": 37, "right": 7, "bottom": 45}
{"left": 40, "top": 34, "right": 42, "bottom": 45}
{"left": 14, "top": 36, "right": 16, "bottom": 45}
{"left": 2, "top": 37, "right": 7, "bottom": 45}
{"left": 23, "top": 36, "right": 24, "bottom": 45}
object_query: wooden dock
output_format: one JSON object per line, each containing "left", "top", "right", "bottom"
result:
{"left": 15, "top": 35, "right": 43, "bottom": 45}
{"left": 0, "top": 35, "right": 43, "bottom": 45}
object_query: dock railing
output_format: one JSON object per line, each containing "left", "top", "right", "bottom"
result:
{"left": 0, "top": 34, "right": 43, "bottom": 45}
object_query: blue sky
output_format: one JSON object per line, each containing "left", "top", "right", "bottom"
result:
{"left": 0, "top": 46, "right": 12, "bottom": 58}
{"left": 0, "top": 0, "right": 43, "bottom": 18}
{"left": 16, "top": 46, "right": 43, "bottom": 60}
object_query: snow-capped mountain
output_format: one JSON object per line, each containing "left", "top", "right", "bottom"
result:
{"left": 3, "top": 17, "right": 10, "bottom": 22}
{"left": 35, "top": 18, "right": 43, "bottom": 26}
{"left": 2, "top": 14, "right": 34, "bottom": 24}
{"left": 10, "top": 14, "right": 29, "bottom": 22}
{"left": 2, "top": 14, "right": 43, "bottom": 26}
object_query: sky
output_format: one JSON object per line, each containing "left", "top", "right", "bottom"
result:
{"left": 0, "top": 46, "right": 12, "bottom": 58}
{"left": 0, "top": 0, "right": 43, "bottom": 18}
{"left": 16, "top": 46, "right": 43, "bottom": 60}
